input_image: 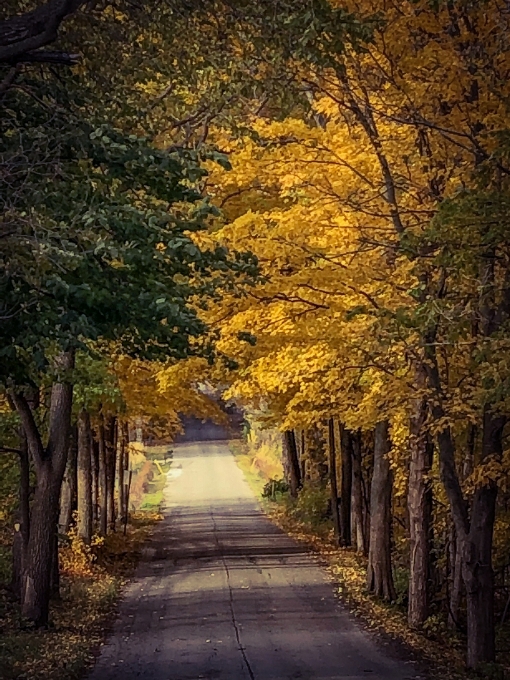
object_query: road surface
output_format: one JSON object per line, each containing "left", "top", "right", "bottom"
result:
{"left": 89, "top": 439, "right": 420, "bottom": 680}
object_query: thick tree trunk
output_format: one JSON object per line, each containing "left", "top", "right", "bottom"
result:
{"left": 351, "top": 429, "right": 366, "bottom": 554}
{"left": 22, "top": 467, "right": 63, "bottom": 623}
{"left": 105, "top": 416, "right": 117, "bottom": 532}
{"left": 50, "top": 527, "right": 60, "bottom": 597}
{"left": 462, "top": 408, "right": 503, "bottom": 668}
{"left": 11, "top": 351, "right": 75, "bottom": 626}
{"left": 11, "top": 431, "right": 30, "bottom": 600}
{"left": 98, "top": 416, "right": 107, "bottom": 536}
{"left": 58, "top": 425, "right": 77, "bottom": 535}
{"left": 407, "top": 395, "right": 433, "bottom": 628}
{"left": 284, "top": 429, "right": 301, "bottom": 498}
{"left": 366, "top": 421, "right": 396, "bottom": 601}
{"left": 339, "top": 424, "right": 353, "bottom": 547}
{"left": 77, "top": 410, "right": 93, "bottom": 544}
{"left": 328, "top": 419, "right": 341, "bottom": 544}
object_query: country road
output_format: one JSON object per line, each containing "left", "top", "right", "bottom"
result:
{"left": 89, "top": 437, "right": 420, "bottom": 680}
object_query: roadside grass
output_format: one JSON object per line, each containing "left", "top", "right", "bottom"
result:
{"left": 231, "top": 439, "right": 510, "bottom": 680}
{"left": 0, "top": 451, "right": 170, "bottom": 680}
{"left": 229, "top": 437, "right": 282, "bottom": 498}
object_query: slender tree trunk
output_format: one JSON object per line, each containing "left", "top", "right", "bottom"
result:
{"left": 105, "top": 416, "right": 117, "bottom": 532}
{"left": 449, "top": 425, "right": 476, "bottom": 630}
{"left": 11, "top": 430, "right": 30, "bottom": 600}
{"left": 284, "top": 429, "right": 301, "bottom": 498}
{"left": 91, "top": 436, "right": 99, "bottom": 526}
{"left": 117, "top": 421, "right": 126, "bottom": 526}
{"left": 58, "top": 425, "right": 77, "bottom": 535}
{"left": 98, "top": 415, "right": 107, "bottom": 536}
{"left": 366, "top": 421, "right": 396, "bottom": 601}
{"left": 299, "top": 430, "right": 306, "bottom": 482}
{"left": 328, "top": 419, "right": 341, "bottom": 544}
{"left": 408, "top": 394, "right": 433, "bottom": 628}
{"left": 448, "top": 524, "right": 463, "bottom": 630}
{"left": 351, "top": 429, "right": 366, "bottom": 554}
{"left": 77, "top": 410, "right": 93, "bottom": 544}
{"left": 339, "top": 424, "right": 353, "bottom": 547}
{"left": 123, "top": 434, "right": 131, "bottom": 531}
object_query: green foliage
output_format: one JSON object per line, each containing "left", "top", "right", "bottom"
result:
{"left": 288, "top": 483, "right": 332, "bottom": 532}
{"left": 261, "top": 478, "right": 289, "bottom": 499}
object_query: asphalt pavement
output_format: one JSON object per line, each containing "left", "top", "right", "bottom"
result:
{"left": 88, "top": 437, "right": 421, "bottom": 680}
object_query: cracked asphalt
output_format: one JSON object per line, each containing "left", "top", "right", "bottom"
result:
{"left": 88, "top": 436, "right": 421, "bottom": 680}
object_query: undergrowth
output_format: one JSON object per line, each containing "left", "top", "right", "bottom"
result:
{"left": 232, "top": 434, "right": 510, "bottom": 680}
{"left": 0, "top": 454, "right": 167, "bottom": 680}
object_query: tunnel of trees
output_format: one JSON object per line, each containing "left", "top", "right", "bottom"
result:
{"left": 2, "top": 0, "right": 510, "bottom": 673}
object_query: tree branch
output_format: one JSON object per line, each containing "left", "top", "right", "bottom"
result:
{"left": 8, "top": 391, "right": 45, "bottom": 470}
{"left": 11, "top": 49, "right": 81, "bottom": 65}
{"left": 0, "top": 0, "right": 86, "bottom": 62}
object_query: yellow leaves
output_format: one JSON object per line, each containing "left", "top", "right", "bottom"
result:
{"left": 464, "top": 454, "right": 510, "bottom": 493}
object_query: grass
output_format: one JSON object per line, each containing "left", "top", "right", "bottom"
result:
{"left": 0, "top": 450, "right": 170, "bottom": 680}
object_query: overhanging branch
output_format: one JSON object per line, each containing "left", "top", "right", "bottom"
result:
{"left": 0, "top": 0, "right": 86, "bottom": 62}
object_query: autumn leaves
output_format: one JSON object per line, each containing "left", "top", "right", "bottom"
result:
{"left": 200, "top": 0, "right": 510, "bottom": 669}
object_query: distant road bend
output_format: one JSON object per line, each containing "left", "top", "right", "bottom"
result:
{"left": 89, "top": 425, "right": 420, "bottom": 680}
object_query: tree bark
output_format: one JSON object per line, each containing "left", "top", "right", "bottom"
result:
{"left": 328, "top": 418, "right": 341, "bottom": 544}
{"left": 463, "top": 408, "right": 503, "bottom": 668}
{"left": 284, "top": 429, "right": 301, "bottom": 498}
{"left": 339, "top": 424, "right": 353, "bottom": 547}
{"left": 91, "top": 435, "right": 99, "bottom": 526}
{"left": 77, "top": 410, "right": 93, "bottom": 544}
{"left": 105, "top": 416, "right": 117, "bottom": 532}
{"left": 10, "top": 350, "right": 74, "bottom": 626}
{"left": 58, "top": 425, "right": 77, "bottom": 535}
{"left": 448, "top": 523, "right": 463, "bottom": 630}
{"left": 0, "top": 0, "right": 86, "bottom": 62}
{"left": 407, "top": 394, "right": 433, "bottom": 628}
{"left": 11, "top": 430, "right": 30, "bottom": 600}
{"left": 117, "top": 421, "right": 126, "bottom": 526}
{"left": 98, "top": 415, "right": 108, "bottom": 536}
{"left": 351, "top": 429, "right": 366, "bottom": 554}
{"left": 304, "top": 425, "right": 327, "bottom": 483}
{"left": 366, "top": 421, "right": 396, "bottom": 601}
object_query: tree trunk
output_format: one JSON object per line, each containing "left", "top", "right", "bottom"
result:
{"left": 117, "top": 421, "right": 127, "bottom": 526}
{"left": 98, "top": 415, "right": 107, "bottom": 536}
{"left": 328, "top": 418, "right": 341, "bottom": 544}
{"left": 304, "top": 425, "right": 327, "bottom": 483}
{"left": 407, "top": 395, "right": 433, "bottom": 628}
{"left": 77, "top": 410, "right": 93, "bottom": 544}
{"left": 339, "top": 424, "right": 353, "bottom": 547}
{"left": 91, "top": 435, "right": 99, "bottom": 526}
{"left": 366, "top": 421, "right": 396, "bottom": 601}
{"left": 284, "top": 429, "right": 301, "bottom": 498}
{"left": 50, "top": 527, "right": 60, "bottom": 598}
{"left": 351, "top": 429, "right": 366, "bottom": 554}
{"left": 58, "top": 425, "right": 77, "bottom": 535}
{"left": 10, "top": 351, "right": 75, "bottom": 626}
{"left": 22, "top": 466, "right": 62, "bottom": 623}
{"left": 11, "top": 430, "right": 30, "bottom": 600}
{"left": 448, "top": 524, "right": 463, "bottom": 630}
{"left": 105, "top": 416, "right": 117, "bottom": 532}
{"left": 463, "top": 408, "right": 503, "bottom": 668}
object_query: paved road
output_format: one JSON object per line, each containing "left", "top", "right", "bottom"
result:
{"left": 89, "top": 440, "right": 419, "bottom": 680}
